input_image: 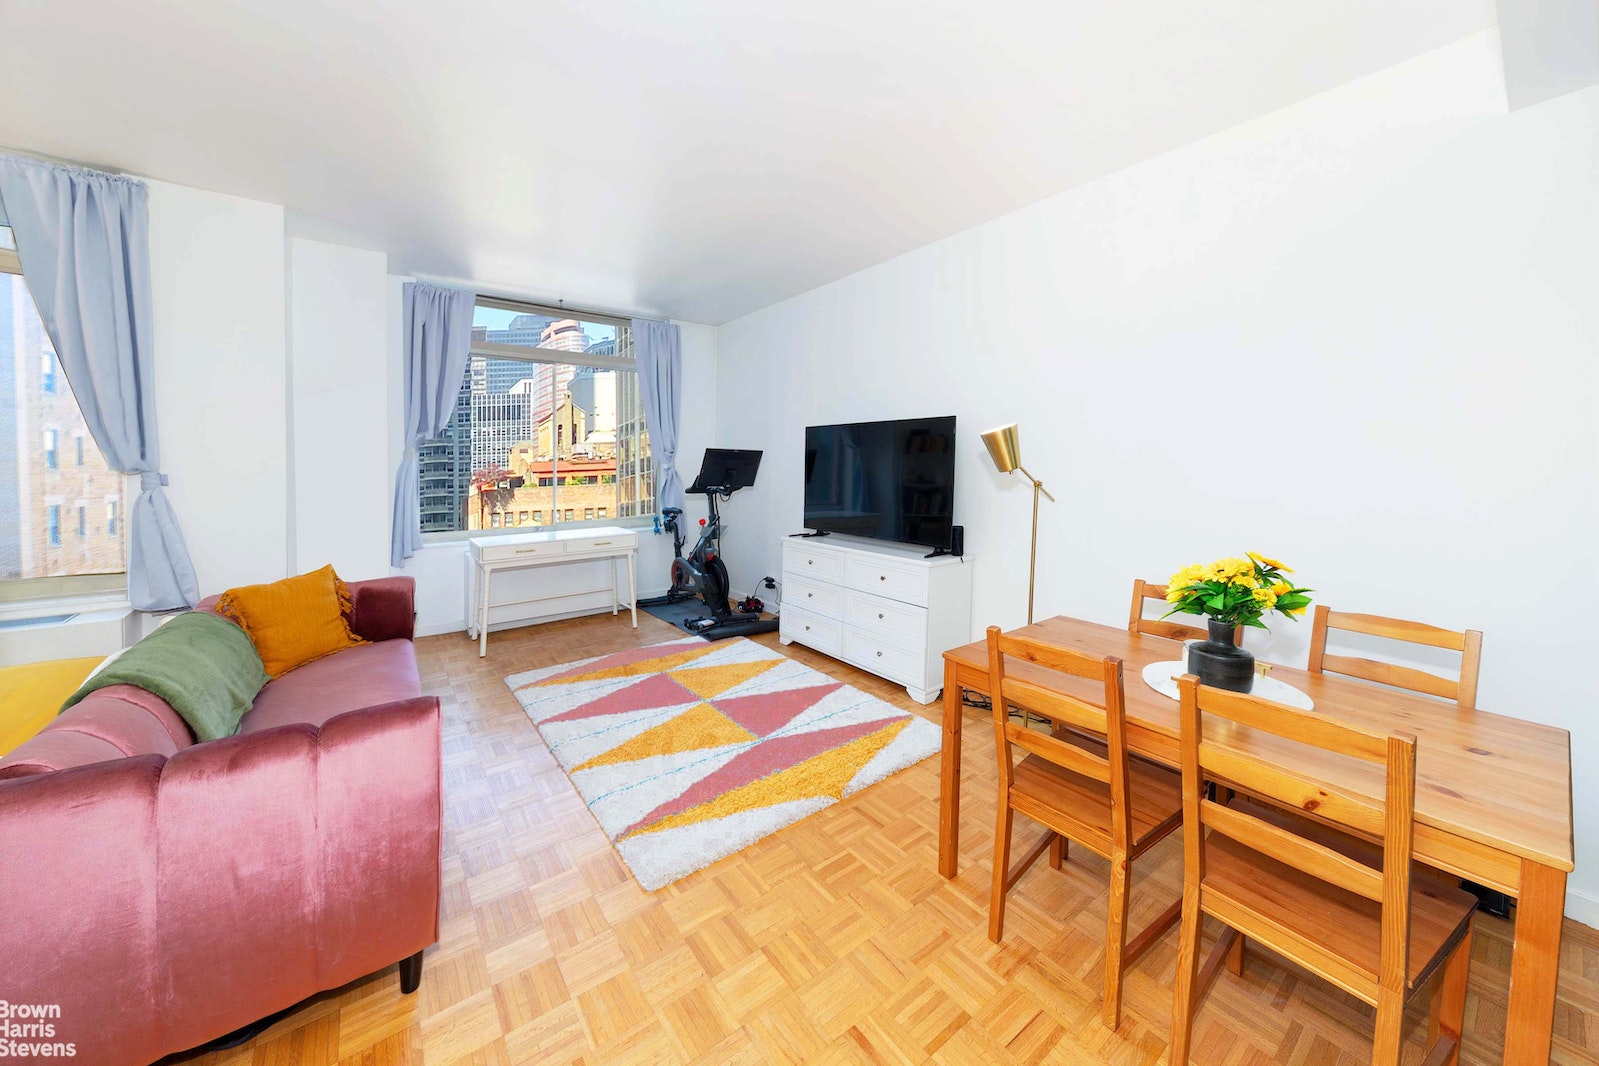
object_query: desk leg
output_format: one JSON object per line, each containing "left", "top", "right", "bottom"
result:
{"left": 1505, "top": 859, "right": 1565, "bottom": 1063}
{"left": 611, "top": 556, "right": 619, "bottom": 616}
{"left": 479, "top": 568, "right": 491, "bottom": 658}
{"left": 627, "top": 551, "right": 637, "bottom": 628}
{"left": 938, "top": 657, "right": 962, "bottom": 879}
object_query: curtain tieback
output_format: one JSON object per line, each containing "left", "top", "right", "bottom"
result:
{"left": 138, "top": 471, "right": 170, "bottom": 491}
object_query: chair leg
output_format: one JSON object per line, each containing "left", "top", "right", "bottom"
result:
{"left": 1372, "top": 986, "right": 1406, "bottom": 1065}
{"left": 1225, "top": 933, "right": 1244, "bottom": 976}
{"left": 1427, "top": 922, "right": 1472, "bottom": 1066}
{"left": 989, "top": 802, "right": 1015, "bottom": 942}
{"left": 1103, "top": 852, "right": 1131, "bottom": 1030}
{"left": 1049, "top": 832, "right": 1066, "bottom": 870}
{"left": 1168, "top": 894, "right": 1202, "bottom": 1064}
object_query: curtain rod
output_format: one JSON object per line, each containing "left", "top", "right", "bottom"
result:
{"left": 0, "top": 146, "right": 126, "bottom": 177}
{"left": 412, "top": 272, "right": 668, "bottom": 326}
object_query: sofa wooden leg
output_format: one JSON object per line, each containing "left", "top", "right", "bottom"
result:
{"left": 399, "top": 949, "right": 424, "bottom": 994}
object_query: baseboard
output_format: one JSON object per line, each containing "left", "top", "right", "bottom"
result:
{"left": 415, "top": 586, "right": 672, "bottom": 640}
{"left": 1565, "top": 886, "right": 1599, "bottom": 931}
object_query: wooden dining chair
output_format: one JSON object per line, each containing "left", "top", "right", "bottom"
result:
{"left": 986, "top": 626, "right": 1183, "bottom": 1030}
{"left": 1168, "top": 675, "right": 1478, "bottom": 1066}
{"left": 1307, "top": 605, "right": 1483, "bottom": 709}
{"left": 1128, "top": 579, "right": 1242, "bottom": 644}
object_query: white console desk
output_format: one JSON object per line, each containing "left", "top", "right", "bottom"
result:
{"left": 468, "top": 527, "right": 638, "bottom": 656}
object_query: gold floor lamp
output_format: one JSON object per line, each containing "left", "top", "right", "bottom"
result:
{"left": 983, "top": 422, "right": 1056, "bottom": 731}
{"left": 981, "top": 422, "right": 1055, "bottom": 625}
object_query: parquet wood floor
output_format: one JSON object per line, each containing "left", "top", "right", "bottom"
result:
{"left": 165, "top": 612, "right": 1598, "bottom": 1066}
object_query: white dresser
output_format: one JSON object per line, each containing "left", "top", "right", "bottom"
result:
{"left": 778, "top": 535, "right": 973, "bottom": 704}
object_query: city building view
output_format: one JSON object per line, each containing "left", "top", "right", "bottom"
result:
{"left": 417, "top": 309, "right": 652, "bottom": 534}
{"left": 0, "top": 259, "right": 126, "bottom": 585}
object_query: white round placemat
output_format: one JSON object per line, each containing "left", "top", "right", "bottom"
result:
{"left": 1141, "top": 660, "right": 1313, "bottom": 711}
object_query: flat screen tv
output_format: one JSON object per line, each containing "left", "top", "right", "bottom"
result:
{"left": 803, "top": 416, "right": 957, "bottom": 550}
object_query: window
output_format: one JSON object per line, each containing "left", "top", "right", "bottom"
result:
{"left": 0, "top": 231, "right": 127, "bottom": 599}
{"left": 417, "top": 297, "right": 652, "bottom": 538}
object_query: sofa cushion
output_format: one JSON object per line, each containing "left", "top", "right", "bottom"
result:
{"left": 217, "top": 565, "right": 365, "bottom": 679}
{"left": 240, "top": 640, "right": 422, "bottom": 734}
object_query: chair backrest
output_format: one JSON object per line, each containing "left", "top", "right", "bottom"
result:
{"left": 1307, "top": 605, "right": 1483, "bottom": 709}
{"left": 1128, "top": 579, "right": 1241, "bottom": 644}
{"left": 1176, "top": 674, "right": 1417, "bottom": 1001}
{"left": 986, "top": 626, "right": 1131, "bottom": 847}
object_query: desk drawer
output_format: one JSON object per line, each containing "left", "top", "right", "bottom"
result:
{"left": 783, "top": 542, "right": 844, "bottom": 583}
{"left": 785, "top": 574, "right": 844, "bottom": 619}
{"left": 840, "top": 626, "right": 920, "bottom": 686}
{"left": 844, "top": 555, "right": 929, "bottom": 607}
{"left": 480, "top": 540, "right": 565, "bottom": 562}
{"left": 566, "top": 533, "right": 635, "bottom": 555}
{"left": 843, "top": 588, "right": 925, "bottom": 650}
{"left": 781, "top": 605, "right": 841, "bottom": 656}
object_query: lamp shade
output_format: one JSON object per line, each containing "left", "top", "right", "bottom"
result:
{"left": 982, "top": 423, "right": 1021, "bottom": 474}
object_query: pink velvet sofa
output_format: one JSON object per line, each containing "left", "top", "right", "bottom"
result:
{"left": 0, "top": 577, "right": 440, "bottom": 1065}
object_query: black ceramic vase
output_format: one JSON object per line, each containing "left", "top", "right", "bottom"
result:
{"left": 1186, "top": 618, "right": 1255, "bottom": 693}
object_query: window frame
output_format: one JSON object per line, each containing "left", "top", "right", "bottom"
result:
{"left": 0, "top": 244, "right": 130, "bottom": 603}
{"left": 420, "top": 297, "right": 656, "bottom": 545}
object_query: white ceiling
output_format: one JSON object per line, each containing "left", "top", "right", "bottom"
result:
{"left": 0, "top": 1, "right": 1494, "bottom": 324}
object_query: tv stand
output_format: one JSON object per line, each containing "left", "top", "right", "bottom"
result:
{"left": 778, "top": 535, "right": 973, "bottom": 705}
{"left": 788, "top": 529, "right": 831, "bottom": 538}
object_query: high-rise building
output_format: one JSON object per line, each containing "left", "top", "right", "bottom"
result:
{"left": 468, "top": 386, "right": 532, "bottom": 474}
{"left": 0, "top": 271, "right": 125, "bottom": 579}
{"left": 416, "top": 373, "right": 471, "bottom": 533}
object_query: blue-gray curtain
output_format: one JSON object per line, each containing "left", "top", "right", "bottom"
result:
{"left": 0, "top": 155, "right": 199, "bottom": 610}
{"left": 632, "top": 319, "right": 683, "bottom": 512}
{"left": 391, "top": 281, "right": 475, "bottom": 567}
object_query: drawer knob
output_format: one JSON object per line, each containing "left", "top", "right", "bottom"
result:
{"left": 808, "top": 559, "right": 813, "bottom": 565}
{"left": 878, "top": 613, "right": 884, "bottom": 619}
{"left": 805, "top": 625, "right": 811, "bottom": 631}
{"left": 876, "top": 650, "right": 883, "bottom": 657}
{"left": 879, "top": 575, "right": 886, "bottom": 581}
{"left": 594, "top": 540, "right": 612, "bottom": 546}
{"left": 807, "top": 592, "right": 813, "bottom": 598}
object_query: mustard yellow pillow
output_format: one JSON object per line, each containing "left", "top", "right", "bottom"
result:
{"left": 216, "top": 565, "right": 365, "bottom": 678}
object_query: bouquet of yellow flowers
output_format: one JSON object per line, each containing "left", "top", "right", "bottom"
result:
{"left": 1163, "top": 552, "right": 1312, "bottom": 629}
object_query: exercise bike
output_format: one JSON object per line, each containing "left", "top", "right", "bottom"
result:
{"left": 640, "top": 448, "right": 779, "bottom": 639}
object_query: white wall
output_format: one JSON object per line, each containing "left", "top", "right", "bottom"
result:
{"left": 288, "top": 238, "right": 391, "bottom": 580}
{"left": 146, "top": 181, "right": 289, "bottom": 594}
{"left": 399, "top": 318, "right": 720, "bottom": 636}
{"left": 716, "top": 33, "right": 1599, "bottom": 918}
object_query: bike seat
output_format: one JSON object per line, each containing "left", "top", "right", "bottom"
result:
{"left": 663, "top": 507, "right": 683, "bottom": 518}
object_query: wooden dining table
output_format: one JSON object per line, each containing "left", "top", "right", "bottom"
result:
{"left": 939, "top": 615, "right": 1573, "bottom": 1064}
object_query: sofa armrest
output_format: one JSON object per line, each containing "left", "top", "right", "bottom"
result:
{"left": 348, "top": 577, "right": 416, "bottom": 642}
{"left": 0, "top": 695, "right": 441, "bottom": 1062}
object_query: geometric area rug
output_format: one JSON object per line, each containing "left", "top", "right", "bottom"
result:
{"left": 505, "top": 636, "right": 942, "bottom": 891}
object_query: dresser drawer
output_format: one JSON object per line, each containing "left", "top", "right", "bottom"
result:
{"left": 785, "top": 574, "right": 844, "bottom": 619}
{"left": 840, "top": 626, "right": 920, "bottom": 686}
{"left": 843, "top": 589, "right": 926, "bottom": 649}
{"left": 783, "top": 542, "right": 845, "bottom": 583}
{"left": 478, "top": 539, "right": 566, "bottom": 563}
{"left": 781, "top": 605, "right": 841, "bottom": 656}
{"left": 566, "top": 532, "right": 636, "bottom": 555}
{"left": 844, "top": 555, "right": 929, "bottom": 607}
